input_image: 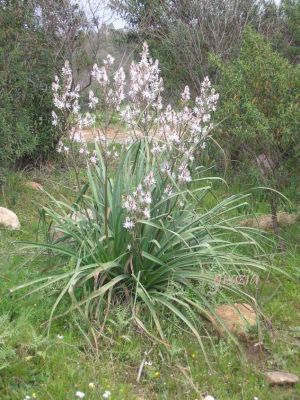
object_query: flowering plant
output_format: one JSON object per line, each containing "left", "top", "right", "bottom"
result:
{"left": 15, "top": 43, "right": 269, "bottom": 360}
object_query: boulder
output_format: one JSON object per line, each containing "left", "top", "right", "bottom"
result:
{"left": 265, "top": 371, "right": 299, "bottom": 386}
{"left": 69, "top": 209, "right": 94, "bottom": 223}
{"left": 240, "top": 212, "right": 298, "bottom": 231}
{"left": 0, "top": 207, "right": 20, "bottom": 229}
{"left": 210, "top": 303, "right": 257, "bottom": 337}
{"left": 25, "top": 181, "right": 44, "bottom": 191}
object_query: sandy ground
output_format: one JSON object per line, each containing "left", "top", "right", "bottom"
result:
{"left": 80, "top": 127, "right": 131, "bottom": 143}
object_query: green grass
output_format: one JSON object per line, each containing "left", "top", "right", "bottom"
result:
{"left": 0, "top": 166, "right": 299, "bottom": 400}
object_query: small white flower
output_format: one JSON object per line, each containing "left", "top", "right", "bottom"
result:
{"left": 51, "top": 111, "right": 58, "bottom": 126}
{"left": 102, "top": 390, "right": 111, "bottom": 399}
{"left": 88, "top": 90, "right": 99, "bottom": 109}
{"left": 123, "top": 217, "right": 135, "bottom": 230}
{"left": 90, "top": 155, "right": 97, "bottom": 164}
{"left": 57, "top": 334, "right": 64, "bottom": 340}
{"left": 164, "top": 185, "right": 173, "bottom": 197}
{"left": 142, "top": 208, "right": 150, "bottom": 219}
{"left": 190, "top": 18, "right": 198, "bottom": 27}
{"left": 144, "top": 171, "right": 156, "bottom": 187}
{"left": 75, "top": 391, "right": 85, "bottom": 399}
{"left": 143, "top": 193, "right": 152, "bottom": 205}
{"left": 181, "top": 85, "right": 190, "bottom": 101}
{"left": 204, "top": 395, "right": 215, "bottom": 400}
{"left": 105, "top": 55, "right": 115, "bottom": 65}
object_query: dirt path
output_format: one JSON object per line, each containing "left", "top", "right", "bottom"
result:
{"left": 80, "top": 127, "right": 131, "bottom": 143}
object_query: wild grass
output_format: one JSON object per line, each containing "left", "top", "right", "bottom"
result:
{"left": 0, "top": 165, "right": 299, "bottom": 399}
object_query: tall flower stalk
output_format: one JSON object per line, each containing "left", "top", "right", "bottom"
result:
{"left": 51, "top": 43, "right": 219, "bottom": 226}
{"left": 13, "top": 43, "right": 271, "bottom": 360}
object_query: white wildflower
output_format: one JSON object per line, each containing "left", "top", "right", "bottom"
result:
{"left": 190, "top": 18, "right": 198, "bottom": 27}
{"left": 142, "top": 208, "right": 151, "bottom": 218}
{"left": 144, "top": 171, "right": 155, "bottom": 187}
{"left": 90, "top": 154, "right": 97, "bottom": 164}
{"left": 181, "top": 85, "right": 190, "bottom": 101}
{"left": 88, "top": 90, "right": 99, "bottom": 109}
{"left": 164, "top": 185, "right": 173, "bottom": 197}
{"left": 51, "top": 111, "right": 58, "bottom": 126}
{"left": 143, "top": 192, "right": 152, "bottom": 205}
{"left": 75, "top": 391, "right": 85, "bottom": 399}
{"left": 123, "top": 217, "right": 135, "bottom": 230}
{"left": 178, "top": 164, "right": 192, "bottom": 183}
{"left": 91, "top": 64, "right": 108, "bottom": 87}
{"left": 104, "top": 54, "right": 115, "bottom": 65}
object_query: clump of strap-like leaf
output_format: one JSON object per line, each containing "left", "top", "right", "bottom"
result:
{"left": 14, "top": 140, "right": 271, "bottom": 363}
{"left": 13, "top": 42, "right": 274, "bottom": 363}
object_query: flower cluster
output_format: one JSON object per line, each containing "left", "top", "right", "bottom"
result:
{"left": 145, "top": 77, "right": 218, "bottom": 186}
{"left": 91, "top": 55, "right": 126, "bottom": 110}
{"left": 52, "top": 61, "right": 97, "bottom": 163}
{"left": 155, "top": 79, "right": 218, "bottom": 151}
{"left": 102, "top": 390, "right": 111, "bottom": 399}
{"left": 52, "top": 43, "right": 218, "bottom": 175}
{"left": 120, "top": 42, "right": 163, "bottom": 131}
{"left": 52, "top": 61, "right": 80, "bottom": 118}
{"left": 51, "top": 43, "right": 219, "bottom": 219}
{"left": 122, "top": 172, "right": 155, "bottom": 230}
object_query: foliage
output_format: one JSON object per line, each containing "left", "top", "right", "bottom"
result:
{"left": 0, "top": 0, "right": 85, "bottom": 167}
{"left": 111, "top": 0, "right": 300, "bottom": 103}
{"left": 277, "top": 0, "right": 300, "bottom": 63}
{"left": 0, "top": 315, "right": 46, "bottom": 372}
{"left": 111, "top": 0, "right": 296, "bottom": 95}
{"left": 213, "top": 28, "right": 299, "bottom": 236}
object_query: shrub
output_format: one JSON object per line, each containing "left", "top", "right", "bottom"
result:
{"left": 0, "top": 2, "right": 57, "bottom": 166}
{"left": 0, "top": 0, "right": 85, "bottom": 168}
{"left": 14, "top": 44, "right": 271, "bottom": 361}
{"left": 213, "top": 28, "right": 300, "bottom": 240}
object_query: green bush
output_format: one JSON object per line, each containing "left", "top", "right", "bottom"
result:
{"left": 213, "top": 28, "right": 300, "bottom": 236}
{"left": 0, "top": 2, "right": 60, "bottom": 167}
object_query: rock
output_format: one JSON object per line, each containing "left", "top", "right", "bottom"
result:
{"left": 25, "top": 181, "right": 44, "bottom": 191}
{"left": 210, "top": 303, "right": 257, "bottom": 337}
{"left": 265, "top": 371, "right": 299, "bottom": 386}
{"left": 240, "top": 212, "right": 298, "bottom": 231}
{"left": 0, "top": 207, "right": 20, "bottom": 229}
{"left": 69, "top": 209, "right": 94, "bottom": 223}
